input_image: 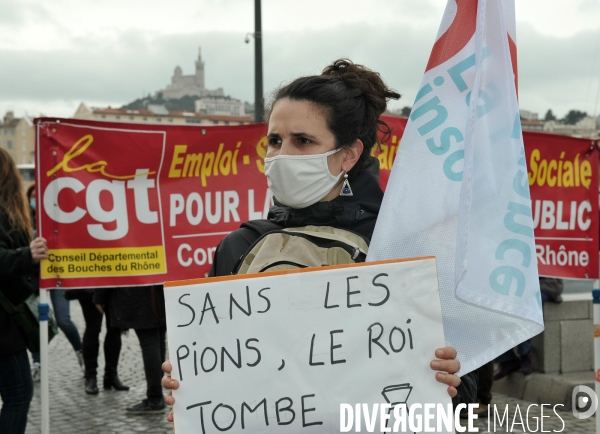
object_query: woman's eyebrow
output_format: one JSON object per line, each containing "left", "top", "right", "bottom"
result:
{"left": 290, "top": 132, "right": 317, "bottom": 140}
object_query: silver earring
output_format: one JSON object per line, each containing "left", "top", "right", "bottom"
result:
{"left": 340, "top": 173, "right": 353, "bottom": 196}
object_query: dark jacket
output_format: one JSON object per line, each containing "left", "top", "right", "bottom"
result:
{"left": 540, "top": 277, "right": 563, "bottom": 303}
{"left": 63, "top": 288, "right": 94, "bottom": 301}
{"left": 0, "top": 208, "right": 38, "bottom": 356}
{"left": 209, "top": 157, "right": 383, "bottom": 277}
{"left": 208, "top": 157, "right": 478, "bottom": 407}
{"left": 93, "top": 285, "right": 165, "bottom": 331}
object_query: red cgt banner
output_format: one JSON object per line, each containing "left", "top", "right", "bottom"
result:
{"left": 37, "top": 119, "right": 269, "bottom": 289}
{"left": 35, "top": 117, "right": 597, "bottom": 289}
{"left": 525, "top": 132, "right": 599, "bottom": 279}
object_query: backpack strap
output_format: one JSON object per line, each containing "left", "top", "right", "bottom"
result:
{"left": 233, "top": 223, "right": 371, "bottom": 275}
{"left": 240, "top": 219, "right": 283, "bottom": 237}
{"left": 230, "top": 220, "right": 284, "bottom": 274}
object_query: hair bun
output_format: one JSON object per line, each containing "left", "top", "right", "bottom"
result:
{"left": 322, "top": 59, "right": 400, "bottom": 105}
{"left": 325, "top": 59, "right": 353, "bottom": 75}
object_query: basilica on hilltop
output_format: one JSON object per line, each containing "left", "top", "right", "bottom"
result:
{"left": 157, "top": 47, "right": 225, "bottom": 100}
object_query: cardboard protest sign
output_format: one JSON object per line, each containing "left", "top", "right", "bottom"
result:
{"left": 164, "top": 257, "right": 452, "bottom": 433}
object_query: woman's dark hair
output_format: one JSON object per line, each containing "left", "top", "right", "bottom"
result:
{"left": 0, "top": 148, "right": 32, "bottom": 240}
{"left": 269, "top": 59, "right": 400, "bottom": 180}
{"left": 26, "top": 183, "right": 35, "bottom": 202}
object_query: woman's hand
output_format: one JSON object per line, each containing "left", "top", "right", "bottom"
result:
{"left": 162, "top": 361, "right": 180, "bottom": 423}
{"left": 30, "top": 237, "right": 48, "bottom": 264}
{"left": 431, "top": 347, "right": 461, "bottom": 398}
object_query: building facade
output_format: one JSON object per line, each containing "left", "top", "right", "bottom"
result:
{"left": 519, "top": 109, "right": 539, "bottom": 121}
{"left": 0, "top": 111, "right": 35, "bottom": 165}
{"left": 543, "top": 117, "right": 597, "bottom": 138}
{"left": 195, "top": 97, "right": 246, "bottom": 117}
{"left": 158, "top": 47, "right": 225, "bottom": 100}
{"left": 521, "top": 120, "right": 544, "bottom": 132}
{"left": 73, "top": 103, "right": 252, "bottom": 126}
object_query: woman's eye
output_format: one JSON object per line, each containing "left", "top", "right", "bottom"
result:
{"left": 268, "top": 137, "right": 282, "bottom": 146}
{"left": 297, "top": 137, "right": 312, "bottom": 145}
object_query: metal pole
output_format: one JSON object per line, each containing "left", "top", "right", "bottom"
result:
{"left": 593, "top": 285, "right": 600, "bottom": 433}
{"left": 40, "top": 289, "right": 50, "bottom": 434}
{"left": 254, "top": 0, "right": 264, "bottom": 123}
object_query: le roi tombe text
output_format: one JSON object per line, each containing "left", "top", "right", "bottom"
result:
{"left": 173, "top": 272, "right": 417, "bottom": 431}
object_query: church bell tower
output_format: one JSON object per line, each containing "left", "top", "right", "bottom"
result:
{"left": 195, "top": 47, "right": 205, "bottom": 89}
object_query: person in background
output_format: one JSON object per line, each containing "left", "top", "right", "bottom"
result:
{"left": 64, "top": 289, "right": 128, "bottom": 395}
{"left": 25, "top": 185, "right": 35, "bottom": 237}
{"left": 28, "top": 183, "right": 84, "bottom": 382}
{"left": 0, "top": 148, "right": 48, "bottom": 434}
{"left": 461, "top": 361, "right": 493, "bottom": 419}
{"left": 494, "top": 277, "right": 563, "bottom": 380}
{"left": 94, "top": 285, "right": 166, "bottom": 413}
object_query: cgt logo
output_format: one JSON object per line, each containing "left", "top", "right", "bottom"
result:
{"left": 43, "top": 134, "right": 160, "bottom": 241}
{"left": 572, "top": 385, "right": 598, "bottom": 419}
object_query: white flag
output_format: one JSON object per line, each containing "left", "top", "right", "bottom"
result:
{"left": 368, "top": 0, "right": 543, "bottom": 374}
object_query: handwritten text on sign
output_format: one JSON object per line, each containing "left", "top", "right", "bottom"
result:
{"left": 164, "top": 257, "right": 451, "bottom": 433}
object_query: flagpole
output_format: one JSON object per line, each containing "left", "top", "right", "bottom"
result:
{"left": 39, "top": 289, "right": 50, "bottom": 434}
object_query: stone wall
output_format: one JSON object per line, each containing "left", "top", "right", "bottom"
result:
{"left": 531, "top": 299, "right": 594, "bottom": 373}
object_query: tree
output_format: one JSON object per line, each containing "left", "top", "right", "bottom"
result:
{"left": 401, "top": 106, "right": 412, "bottom": 117}
{"left": 562, "top": 110, "right": 587, "bottom": 125}
{"left": 544, "top": 109, "right": 556, "bottom": 121}
{"left": 120, "top": 93, "right": 200, "bottom": 112}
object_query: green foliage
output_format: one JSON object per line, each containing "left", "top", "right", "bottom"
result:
{"left": 544, "top": 109, "right": 556, "bottom": 121}
{"left": 401, "top": 106, "right": 412, "bottom": 117}
{"left": 562, "top": 110, "right": 587, "bottom": 125}
{"left": 121, "top": 96, "right": 151, "bottom": 111}
{"left": 120, "top": 93, "right": 211, "bottom": 112}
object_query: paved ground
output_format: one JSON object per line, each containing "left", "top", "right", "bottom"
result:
{"left": 24, "top": 301, "right": 173, "bottom": 434}
{"left": 3, "top": 301, "right": 596, "bottom": 433}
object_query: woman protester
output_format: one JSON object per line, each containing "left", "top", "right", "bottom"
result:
{"left": 27, "top": 183, "right": 84, "bottom": 382}
{"left": 161, "top": 59, "right": 478, "bottom": 421}
{"left": 0, "top": 149, "right": 48, "bottom": 434}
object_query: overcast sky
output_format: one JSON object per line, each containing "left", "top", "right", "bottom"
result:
{"left": 1, "top": 0, "right": 598, "bottom": 120}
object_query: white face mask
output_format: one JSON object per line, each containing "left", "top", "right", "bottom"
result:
{"left": 264, "top": 148, "right": 343, "bottom": 209}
